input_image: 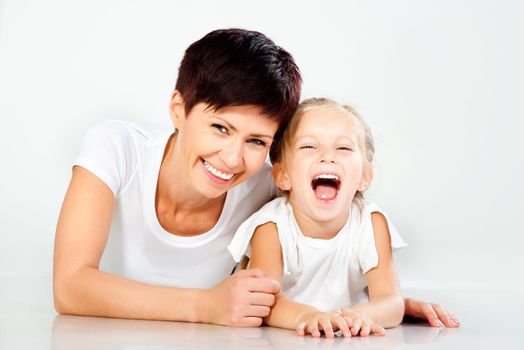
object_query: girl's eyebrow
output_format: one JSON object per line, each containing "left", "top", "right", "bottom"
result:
{"left": 210, "top": 116, "right": 274, "bottom": 140}
{"left": 296, "top": 134, "right": 355, "bottom": 142}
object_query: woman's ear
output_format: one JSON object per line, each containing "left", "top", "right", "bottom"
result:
{"left": 169, "top": 90, "right": 186, "bottom": 128}
{"left": 358, "top": 165, "right": 374, "bottom": 192}
{"left": 272, "top": 163, "right": 292, "bottom": 191}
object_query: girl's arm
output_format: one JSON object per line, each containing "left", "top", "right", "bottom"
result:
{"left": 250, "top": 222, "right": 353, "bottom": 338}
{"left": 53, "top": 166, "right": 279, "bottom": 326}
{"left": 340, "top": 212, "right": 404, "bottom": 332}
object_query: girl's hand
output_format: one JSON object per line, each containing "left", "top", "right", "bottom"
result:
{"left": 404, "top": 298, "right": 461, "bottom": 328}
{"left": 296, "top": 311, "right": 353, "bottom": 338}
{"left": 339, "top": 308, "right": 386, "bottom": 337}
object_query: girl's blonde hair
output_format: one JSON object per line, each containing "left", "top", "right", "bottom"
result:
{"left": 269, "top": 97, "right": 375, "bottom": 202}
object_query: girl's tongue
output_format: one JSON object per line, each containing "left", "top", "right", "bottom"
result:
{"left": 314, "top": 184, "right": 338, "bottom": 200}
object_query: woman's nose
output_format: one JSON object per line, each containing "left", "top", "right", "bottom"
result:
{"left": 219, "top": 139, "right": 244, "bottom": 170}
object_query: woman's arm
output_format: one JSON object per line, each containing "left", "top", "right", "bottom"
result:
{"left": 404, "top": 298, "right": 461, "bottom": 327}
{"left": 340, "top": 212, "right": 404, "bottom": 333}
{"left": 53, "top": 166, "right": 279, "bottom": 326}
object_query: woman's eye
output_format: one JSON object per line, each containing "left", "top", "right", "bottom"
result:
{"left": 248, "top": 139, "right": 266, "bottom": 147}
{"left": 299, "top": 145, "right": 315, "bottom": 149}
{"left": 212, "top": 124, "right": 228, "bottom": 134}
{"left": 337, "top": 146, "right": 353, "bottom": 151}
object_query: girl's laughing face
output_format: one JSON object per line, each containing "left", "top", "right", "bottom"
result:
{"left": 276, "top": 107, "right": 372, "bottom": 229}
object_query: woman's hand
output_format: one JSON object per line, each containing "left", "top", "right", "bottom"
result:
{"left": 203, "top": 268, "right": 280, "bottom": 327}
{"left": 404, "top": 298, "right": 460, "bottom": 328}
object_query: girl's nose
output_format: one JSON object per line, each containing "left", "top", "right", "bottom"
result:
{"left": 319, "top": 149, "right": 336, "bottom": 163}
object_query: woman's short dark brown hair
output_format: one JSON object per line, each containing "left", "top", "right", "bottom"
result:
{"left": 175, "top": 29, "right": 302, "bottom": 127}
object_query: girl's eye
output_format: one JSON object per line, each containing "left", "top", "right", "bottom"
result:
{"left": 337, "top": 146, "right": 353, "bottom": 151}
{"left": 299, "top": 145, "right": 315, "bottom": 149}
{"left": 212, "top": 124, "right": 228, "bottom": 134}
{"left": 248, "top": 139, "right": 267, "bottom": 147}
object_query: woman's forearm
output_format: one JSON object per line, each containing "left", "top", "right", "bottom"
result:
{"left": 54, "top": 266, "right": 205, "bottom": 322}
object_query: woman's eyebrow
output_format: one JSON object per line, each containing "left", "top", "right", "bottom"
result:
{"left": 211, "top": 116, "right": 274, "bottom": 139}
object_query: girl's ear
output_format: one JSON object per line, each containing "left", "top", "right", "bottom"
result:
{"left": 358, "top": 165, "right": 374, "bottom": 192}
{"left": 272, "top": 163, "right": 292, "bottom": 191}
{"left": 169, "top": 90, "right": 186, "bottom": 128}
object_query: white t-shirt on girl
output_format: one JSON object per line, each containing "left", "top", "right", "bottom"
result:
{"left": 228, "top": 197, "right": 407, "bottom": 312}
{"left": 74, "top": 120, "right": 274, "bottom": 289}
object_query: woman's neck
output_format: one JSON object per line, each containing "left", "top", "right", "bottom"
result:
{"left": 155, "top": 133, "right": 226, "bottom": 235}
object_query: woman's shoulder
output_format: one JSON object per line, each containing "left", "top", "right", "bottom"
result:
{"left": 86, "top": 119, "right": 171, "bottom": 144}
{"left": 75, "top": 120, "right": 172, "bottom": 197}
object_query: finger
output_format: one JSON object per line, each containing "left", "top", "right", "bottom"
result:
{"left": 343, "top": 316, "right": 353, "bottom": 330}
{"left": 239, "top": 316, "right": 263, "bottom": 327}
{"left": 449, "top": 312, "right": 461, "bottom": 327}
{"left": 421, "top": 303, "right": 440, "bottom": 327}
{"left": 334, "top": 316, "right": 351, "bottom": 337}
{"left": 319, "top": 317, "right": 334, "bottom": 338}
{"left": 307, "top": 319, "right": 321, "bottom": 338}
{"left": 296, "top": 322, "right": 306, "bottom": 336}
{"left": 244, "top": 268, "right": 268, "bottom": 278}
{"left": 246, "top": 305, "right": 271, "bottom": 318}
{"left": 249, "top": 292, "right": 276, "bottom": 307}
{"left": 245, "top": 277, "right": 280, "bottom": 294}
{"left": 370, "top": 323, "right": 386, "bottom": 336}
{"left": 433, "top": 304, "right": 456, "bottom": 328}
{"left": 360, "top": 320, "right": 371, "bottom": 337}
{"left": 351, "top": 318, "right": 363, "bottom": 336}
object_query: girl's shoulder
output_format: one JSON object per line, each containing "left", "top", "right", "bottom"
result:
{"left": 227, "top": 197, "right": 291, "bottom": 263}
{"left": 349, "top": 199, "right": 408, "bottom": 273}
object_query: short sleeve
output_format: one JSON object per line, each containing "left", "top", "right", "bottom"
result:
{"left": 227, "top": 210, "right": 275, "bottom": 263}
{"left": 357, "top": 202, "right": 407, "bottom": 274}
{"left": 73, "top": 120, "right": 135, "bottom": 197}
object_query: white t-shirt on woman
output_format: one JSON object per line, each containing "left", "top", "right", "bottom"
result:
{"left": 228, "top": 197, "right": 407, "bottom": 311}
{"left": 74, "top": 120, "right": 274, "bottom": 289}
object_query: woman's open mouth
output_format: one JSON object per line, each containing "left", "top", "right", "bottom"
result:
{"left": 202, "top": 159, "right": 235, "bottom": 183}
{"left": 311, "top": 173, "right": 341, "bottom": 201}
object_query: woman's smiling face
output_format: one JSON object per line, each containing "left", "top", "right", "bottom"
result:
{"left": 170, "top": 93, "right": 279, "bottom": 200}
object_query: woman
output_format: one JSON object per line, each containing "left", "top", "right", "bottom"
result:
{"left": 54, "top": 28, "right": 458, "bottom": 328}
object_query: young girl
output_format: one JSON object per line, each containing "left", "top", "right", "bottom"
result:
{"left": 229, "top": 98, "right": 408, "bottom": 338}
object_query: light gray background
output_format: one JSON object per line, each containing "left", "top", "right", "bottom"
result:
{"left": 1, "top": 0, "right": 523, "bottom": 292}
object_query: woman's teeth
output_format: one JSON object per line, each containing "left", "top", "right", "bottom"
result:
{"left": 203, "top": 161, "right": 234, "bottom": 180}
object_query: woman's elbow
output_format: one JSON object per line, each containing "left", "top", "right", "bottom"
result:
{"left": 53, "top": 270, "right": 82, "bottom": 315}
{"left": 53, "top": 277, "right": 72, "bottom": 314}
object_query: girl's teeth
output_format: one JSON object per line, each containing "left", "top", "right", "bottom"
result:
{"left": 315, "top": 174, "right": 339, "bottom": 181}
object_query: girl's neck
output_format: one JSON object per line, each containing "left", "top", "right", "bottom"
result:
{"left": 288, "top": 199, "right": 350, "bottom": 240}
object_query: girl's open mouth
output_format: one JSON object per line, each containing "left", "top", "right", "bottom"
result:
{"left": 311, "top": 174, "right": 340, "bottom": 201}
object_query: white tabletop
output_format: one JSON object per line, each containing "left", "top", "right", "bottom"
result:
{"left": 2, "top": 275, "right": 523, "bottom": 349}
